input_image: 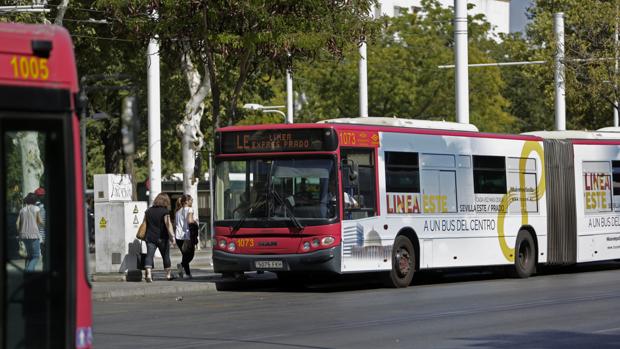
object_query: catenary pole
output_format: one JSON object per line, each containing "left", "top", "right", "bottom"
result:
{"left": 209, "top": 151, "right": 215, "bottom": 244}
{"left": 615, "top": 3, "right": 619, "bottom": 127}
{"left": 147, "top": 10, "right": 162, "bottom": 203}
{"left": 359, "top": 37, "right": 369, "bottom": 117}
{"left": 554, "top": 13, "right": 566, "bottom": 131}
{"left": 286, "top": 53, "right": 294, "bottom": 124}
{"left": 454, "top": 0, "right": 469, "bottom": 124}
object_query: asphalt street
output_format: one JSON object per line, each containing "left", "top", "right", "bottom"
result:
{"left": 93, "top": 262, "right": 620, "bottom": 349}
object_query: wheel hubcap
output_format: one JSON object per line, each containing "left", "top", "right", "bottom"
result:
{"left": 396, "top": 248, "right": 411, "bottom": 277}
{"left": 518, "top": 241, "right": 530, "bottom": 268}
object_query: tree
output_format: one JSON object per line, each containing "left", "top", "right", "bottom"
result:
{"left": 524, "top": 0, "right": 620, "bottom": 130}
{"left": 96, "top": 0, "right": 377, "bottom": 205}
{"left": 294, "top": 0, "right": 516, "bottom": 133}
{"left": 491, "top": 32, "right": 554, "bottom": 132}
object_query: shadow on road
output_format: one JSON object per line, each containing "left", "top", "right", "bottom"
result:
{"left": 460, "top": 330, "right": 620, "bottom": 349}
{"left": 214, "top": 260, "right": 620, "bottom": 293}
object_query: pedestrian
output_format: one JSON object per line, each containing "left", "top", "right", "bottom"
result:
{"left": 87, "top": 197, "right": 95, "bottom": 253}
{"left": 174, "top": 194, "right": 197, "bottom": 279}
{"left": 16, "top": 192, "right": 42, "bottom": 272}
{"left": 34, "top": 187, "right": 47, "bottom": 270}
{"left": 143, "top": 193, "right": 175, "bottom": 282}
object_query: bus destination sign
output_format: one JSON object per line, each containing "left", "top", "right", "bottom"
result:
{"left": 218, "top": 128, "right": 338, "bottom": 154}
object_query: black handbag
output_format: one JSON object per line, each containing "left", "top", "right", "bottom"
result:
{"left": 189, "top": 222, "right": 199, "bottom": 245}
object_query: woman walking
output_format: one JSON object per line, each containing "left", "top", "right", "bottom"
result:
{"left": 175, "top": 194, "right": 196, "bottom": 279}
{"left": 144, "top": 193, "right": 175, "bottom": 282}
{"left": 16, "top": 193, "right": 42, "bottom": 272}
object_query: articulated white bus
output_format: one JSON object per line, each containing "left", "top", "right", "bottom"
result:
{"left": 212, "top": 117, "right": 620, "bottom": 287}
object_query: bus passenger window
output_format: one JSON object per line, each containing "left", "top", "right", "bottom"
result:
{"left": 385, "top": 151, "right": 419, "bottom": 193}
{"left": 613, "top": 161, "right": 620, "bottom": 196}
{"left": 341, "top": 148, "right": 376, "bottom": 219}
{"left": 473, "top": 155, "right": 507, "bottom": 194}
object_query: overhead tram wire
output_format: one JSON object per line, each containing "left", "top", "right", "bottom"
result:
{"left": 71, "top": 34, "right": 135, "bottom": 42}
{"left": 61, "top": 18, "right": 113, "bottom": 25}
{"left": 46, "top": 3, "right": 152, "bottom": 19}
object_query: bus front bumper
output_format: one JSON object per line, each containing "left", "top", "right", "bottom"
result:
{"left": 213, "top": 246, "right": 341, "bottom": 273}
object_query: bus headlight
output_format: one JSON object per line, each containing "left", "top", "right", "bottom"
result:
{"left": 321, "top": 236, "right": 335, "bottom": 246}
{"left": 219, "top": 239, "right": 227, "bottom": 249}
{"left": 227, "top": 242, "right": 236, "bottom": 251}
{"left": 303, "top": 241, "right": 311, "bottom": 251}
{"left": 311, "top": 239, "right": 320, "bottom": 247}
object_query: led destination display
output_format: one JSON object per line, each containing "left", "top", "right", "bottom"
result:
{"left": 218, "top": 128, "right": 338, "bottom": 154}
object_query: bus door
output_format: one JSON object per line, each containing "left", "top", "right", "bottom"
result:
{"left": 340, "top": 148, "right": 385, "bottom": 271}
{"left": 1, "top": 112, "right": 71, "bottom": 348}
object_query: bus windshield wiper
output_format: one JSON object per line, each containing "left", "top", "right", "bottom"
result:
{"left": 231, "top": 198, "right": 266, "bottom": 233}
{"left": 270, "top": 189, "right": 304, "bottom": 230}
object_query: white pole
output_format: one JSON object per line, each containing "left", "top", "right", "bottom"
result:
{"left": 615, "top": 4, "right": 619, "bottom": 127}
{"left": 286, "top": 53, "right": 294, "bottom": 124}
{"left": 454, "top": 0, "right": 469, "bottom": 124}
{"left": 147, "top": 11, "right": 162, "bottom": 203}
{"left": 554, "top": 13, "right": 566, "bottom": 131}
{"left": 209, "top": 151, "right": 215, "bottom": 244}
{"left": 359, "top": 37, "right": 369, "bottom": 118}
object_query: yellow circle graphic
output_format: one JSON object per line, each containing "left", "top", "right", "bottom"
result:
{"left": 496, "top": 141, "right": 546, "bottom": 262}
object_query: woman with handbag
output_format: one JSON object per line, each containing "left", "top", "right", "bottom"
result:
{"left": 143, "top": 193, "right": 176, "bottom": 282}
{"left": 16, "top": 193, "right": 43, "bottom": 272}
{"left": 174, "top": 194, "right": 197, "bottom": 279}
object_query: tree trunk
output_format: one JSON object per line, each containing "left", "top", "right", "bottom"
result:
{"left": 18, "top": 132, "right": 44, "bottom": 197}
{"left": 124, "top": 154, "right": 137, "bottom": 201}
{"left": 178, "top": 46, "right": 210, "bottom": 220}
{"left": 54, "top": 0, "right": 70, "bottom": 26}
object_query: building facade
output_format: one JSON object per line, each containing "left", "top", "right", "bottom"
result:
{"left": 375, "top": 0, "right": 511, "bottom": 35}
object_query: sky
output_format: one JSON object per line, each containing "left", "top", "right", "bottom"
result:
{"left": 510, "top": 0, "right": 534, "bottom": 33}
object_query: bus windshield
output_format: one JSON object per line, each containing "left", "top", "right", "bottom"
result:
{"left": 215, "top": 157, "right": 338, "bottom": 222}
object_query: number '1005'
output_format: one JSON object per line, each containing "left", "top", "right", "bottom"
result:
{"left": 10, "top": 56, "right": 49, "bottom": 80}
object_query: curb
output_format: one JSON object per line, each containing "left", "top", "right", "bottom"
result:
{"left": 92, "top": 272, "right": 278, "bottom": 300}
{"left": 92, "top": 280, "right": 219, "bottom": 301}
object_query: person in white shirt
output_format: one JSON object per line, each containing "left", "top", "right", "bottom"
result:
{"left": 16, "top": 193, "right": 42, "bottom": 272}
{"left": 174, "top": 194, "right": 197, "bottom": 279}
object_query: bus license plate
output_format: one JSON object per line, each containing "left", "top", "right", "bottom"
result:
{"left": 255, "top": 260, "right": 284, "bottom": 269}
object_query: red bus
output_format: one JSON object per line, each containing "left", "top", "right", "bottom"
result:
{"left": 0, "top": 23, "right": 92, "bottom": 348}
{"left": 212, "top": 118, "right": 620, "bottom": 287}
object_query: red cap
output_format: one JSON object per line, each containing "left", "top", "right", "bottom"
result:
{"left": 34, "top": 187, "right": 45, "bottom": 196}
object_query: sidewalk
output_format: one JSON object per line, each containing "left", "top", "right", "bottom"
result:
{"left": 91, "top": 245, "right": 273, "bottom": 300}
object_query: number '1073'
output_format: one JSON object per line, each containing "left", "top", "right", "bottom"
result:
{"left": 10, "top": 56, "right": 49, "bottom": 80}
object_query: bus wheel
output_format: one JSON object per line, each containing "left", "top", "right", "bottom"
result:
{"left": 385, "top": 236, "right": 415, "bottom": 288}
{"left": 513, "top": 231, "right": 536, "bottom": 278}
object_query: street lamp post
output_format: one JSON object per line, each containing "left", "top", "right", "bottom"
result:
{"left": 243, "top": 103, "right": 287, "bottom": 120}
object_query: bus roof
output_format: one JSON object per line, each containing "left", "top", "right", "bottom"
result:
{"left": 217, "top": 118, "right": 539, "bottom": 143}
{"left": 523, "top": 129, "right": 620, "bottom": 140}
{"left": 0, "top": 22, "right": 78, "bottom": 91}
{"left": 318, "top": 117, "right": 479, "bottom": 132}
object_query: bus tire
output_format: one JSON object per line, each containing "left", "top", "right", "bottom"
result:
{"left": 384, "top": 235, "right": 415, "bottom": 288}
{"left": 513, "top": 231, "right": 536, "bottom": 278}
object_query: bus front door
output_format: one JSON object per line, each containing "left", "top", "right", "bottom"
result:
{"left": 1, "top": 117, "right": 71, "bottom": 349}
{"left": 340, "top": 148, "right": 384, "bottom": 271}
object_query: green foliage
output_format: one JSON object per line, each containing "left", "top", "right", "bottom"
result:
{"left": 523, "top": 0, "right": 620, "bottom": 130}
{"left": 295, "top": 0, "right": 516, "bottom": 133}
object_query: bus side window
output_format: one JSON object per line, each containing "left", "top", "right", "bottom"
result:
{"left": 385, "top": 151, "right": 420, "bottom": 193}
{"left": 341, "top": 148, "right": 376, "bottom": 219}
{"left": 473, "top": 155, "right": 507, "bottom": 194}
